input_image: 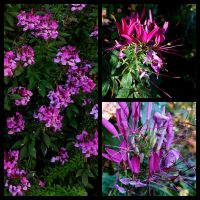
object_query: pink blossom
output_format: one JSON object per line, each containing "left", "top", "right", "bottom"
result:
{"left": 7, "top": 112, "right": 25, "bottom": 134}
{"left": 70, "top": 4, "right": 86, "bottom": 11}
{"left": 12, "top": 87, "right": 33, "bottom": 106}
{"left": 143, "top": 50, "right": 164, "bottom": 74}
{"left": 90, "top": 104, "right": 98, "bottom": 119}
{"left": 50, "top": 147, "right": 69, "bottom": 165}
{"left": 17, "top": 10, "right": 58, "bottom": 40}
{"left": 33, "top": 105, "right": 63, "bottom": 132}
{"left": 75, "top": 130, "right": 98, "bottom": 158}
{"left": 4, "top": 51, "right": 17, "bottom": 77}
{"left": 15, "top": 45, "right": 35, "bottom": 67}
{"left": 48, "top": 85, "right": 73, "bottom": 109}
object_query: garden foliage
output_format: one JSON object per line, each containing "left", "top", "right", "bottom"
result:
{"left": 4, "top": 4, "right": 98, "bottom": 196}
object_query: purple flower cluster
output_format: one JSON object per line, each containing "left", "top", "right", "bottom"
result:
{"left": 74, "top": 130, "right": 98, "bottom": 158}
{"left": 12, "top": 87, "right": 33, "bottom": 106}
{"left": 47, "top": 85, "right": 73, "bottom": 109}
{"left": 17, "top": 10, "right": 58, "bottom": 40}
{"left": 15, "top": 45, "right": 35, "bottom": 67}
{"left": 4, "top": 150, "right": 31, "bottom": 196}
{"left": 33, "top": 105, "right": 63, "bottom": 132}
{"left": 102, "top": 102, "right": 181, "bottom": 193}
{"left": 70, "top": 4, "right": 86, "bottom": 11}
{"left": 90, "top": 25, "right": 98, "bottom": 39}
{"left": 4, "top": 45, "right": 35, "bottom": 77}
{"left": 53, "top": 46, "right": 96, "bottom": 95}
{"left": 54, "top": 46, "right": 81, "bottom": 67}
{"left": 50, "top": 147, "right": 69, "bottom": 165}
{"left": 81, "top": 76, "right": 96, "bottom": 93}
{"left": 4, "top": 51, "right": 17, "bottom": 77}
{"left": 7, "top": 112, "right": 25, "bottom": 135}
{"left": 90, "top": 104, "right": 98, "bottom": 120}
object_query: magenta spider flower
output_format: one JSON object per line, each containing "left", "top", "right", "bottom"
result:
{"left": 102, "top": 102, "right": 186, "bottom": 195}
{"left": 128, "top": 155, "right": 140, "bottom": 174}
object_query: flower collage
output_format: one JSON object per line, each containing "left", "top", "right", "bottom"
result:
{"left": 3, "top": 2, "right": 197, "bottom": 197}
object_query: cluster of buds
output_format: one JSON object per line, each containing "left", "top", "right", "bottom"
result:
{"left": 102, "top": 102, "right": 180, "bottom": 193}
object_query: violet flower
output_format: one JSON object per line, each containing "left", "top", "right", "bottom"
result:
{"left": 4, "top": 51, "right": 17, "bottom": 77}
{"left": 128, "top": 155, "right": 140, "bottom": 174}
{"left": 116, "top": 108, "right": 129, "bottom": 141}
{"left": 143, "top": 50, "right": 163, "bottom": 74}
{"left": 164, "top": 149, "right": 180, "bottom": 168}
{"left": 131, "top": 102, "right": 140, "bottom": 131}
{"left": 149, "top": 151, "right": 160, "bottom": 176}
{"left": 118, "top": 102, "right": 129, "bottom": 117}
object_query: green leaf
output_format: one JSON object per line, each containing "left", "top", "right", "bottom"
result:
{"left": 5, "top": 26, "right": 15, "bottom": 31}
{"left": 10, "top": 94, "right": 21, "bottom": 100}
{"left": 38, "top": 84, "right": 46, "bottom": 97}
{"left": 41, "top": 142, "right": 47, "bottom": 156}
{"left": 40, "top": 80, "right": 54, "bottom": 89}
{"left": 70, "top": 105, "right": 79, "bottom": 114}
{"left": 14, "top": 66, "right": 25, "bottom": 76}
{"left": 43, "top": 133, "right": 50, "bottom": 148}
{"left": 4, "top": 96, "right": 11, "bottom": 111}
{"left": 28, "top": 141, "right": 36, "bottom": 158}
{"left": 116, "top": 88, "right": 130, "bottom": 98}
{"left": 76, "top": 169, "right": 84, "bottom": 177}
{"left": 23, "top": 135, "right": 29, "bottom": 144}
{"left": 102, "top": 172, "right": 116, "bottom": 195}
{"left": 121, "top": 72, "right": 132, "bottom": 88}
{"left": 110, "top": 54, "right": 118, "bottom": 66}
{"left": 20, "top": 145, "right": 28, "bottom": 160}
{"left": 82, "top": 173, "right": 88, "bottom": 187}
{"left": 86, "top": 169, "right": 94, "bottom": 177}
{"left": 70, "top": 120, "right": 78, "bottom": 129}
{"left": 28, "top": 76, "right": 36, "bottom": 89}
{"left": 11, "top": 140, "right": 24, "bottom": 149}
{"left": 5, "top": 14, "right": 14, "bottom": 27}
{"left": 102, "top": 80, "right": 110, "bottom": 97}
{"left": 4, "top": 77, "right": 10, "bottom": 85}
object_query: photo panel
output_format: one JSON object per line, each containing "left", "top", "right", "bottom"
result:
{"left": 102, "top": 102, "right": 196, "bottom": 196}
{"left": 102, "top": 4, "right": 196, "bottom": 99}
{"left": 4, "top": 4, "right": 98, "bottom": 196}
